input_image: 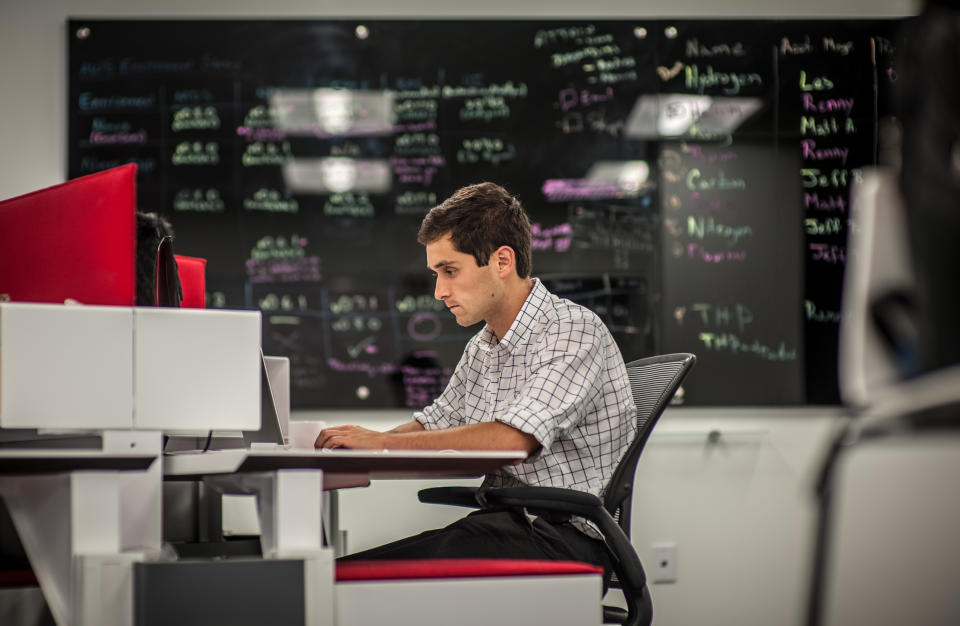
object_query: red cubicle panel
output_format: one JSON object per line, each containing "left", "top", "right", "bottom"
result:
{"left": 174, "top": 255, "right": 207, "bottom": 309}
{"left": 0, "top": 164, "right": 137, "bottom": 306}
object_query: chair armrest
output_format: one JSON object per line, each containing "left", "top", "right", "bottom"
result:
{"left": 482, "top": 486, "right": 648, "bottom": 594}
{"left": 417, "top": 486, "right": 481, "bottom": 508}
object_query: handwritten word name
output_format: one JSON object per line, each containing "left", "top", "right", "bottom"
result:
{"left": 685, "top": 38, "right": 746, "bottom": 57}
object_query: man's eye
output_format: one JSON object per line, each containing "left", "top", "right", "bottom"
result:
{"left": 445, "top": 269, "right": 456, "bottom": 276}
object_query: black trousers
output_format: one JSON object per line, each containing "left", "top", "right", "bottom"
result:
{"left": 339, "top": 507, "right": 613, "bottom": 590}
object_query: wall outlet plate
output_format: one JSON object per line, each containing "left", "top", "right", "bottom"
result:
{"left": 651, "top": 542, "right": 678, "bottom": 583}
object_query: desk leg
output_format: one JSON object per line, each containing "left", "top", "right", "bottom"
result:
{"left": 204, "top": 470, "right": 335, "bottom": 626}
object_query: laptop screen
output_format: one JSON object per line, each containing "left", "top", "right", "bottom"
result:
{"left": 241, "top": 352, "right": 285, "bottom": 447}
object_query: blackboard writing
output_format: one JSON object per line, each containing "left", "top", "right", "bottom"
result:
{"left": 67, "top": 19, "right": 904, "bottom": 407}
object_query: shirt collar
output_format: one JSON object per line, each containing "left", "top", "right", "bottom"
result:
{"left": 480, "top": 278, "right": 548, "bottom": 353}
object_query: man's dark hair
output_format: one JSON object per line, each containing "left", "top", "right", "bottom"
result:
{"left": 417, "top": 182, "right": 533, "bottom": 278}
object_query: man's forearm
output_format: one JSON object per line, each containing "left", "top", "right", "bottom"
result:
{"left": 383, "top": 421, "right": 539, "bottom": 455}
{"left": 387, "top": 420, "right": 427, "bottom": 434}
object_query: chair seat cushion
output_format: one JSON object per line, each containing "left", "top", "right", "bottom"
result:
{"left": 336, "top": 559, "right": 602, "bottom": 582}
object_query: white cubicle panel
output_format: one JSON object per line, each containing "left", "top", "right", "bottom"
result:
{"left": 0, "top": 302, "right": 133, "bottom": 429}
{"left": 133, "top": 307, "right": 261, "bottom": 431}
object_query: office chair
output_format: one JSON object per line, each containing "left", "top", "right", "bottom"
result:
{"left": 418, "top": 352, "right": 697, "bottom": 626}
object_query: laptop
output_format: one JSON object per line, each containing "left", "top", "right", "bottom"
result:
{"left": 241, "top": 351, "right": 287, "bottom": 448}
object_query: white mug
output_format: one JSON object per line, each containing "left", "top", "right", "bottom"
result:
{"left": 289, "top": 420, "right": 326, "bottom": 450}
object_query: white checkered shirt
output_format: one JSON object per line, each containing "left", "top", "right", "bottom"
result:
{"left": 414, "top": 278, "right": 637, "bottom": 536}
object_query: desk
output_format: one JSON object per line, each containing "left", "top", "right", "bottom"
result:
{"left": 163, "top": 448, "right": 525, "bottom": 552}
{"left": 162, "top": 448, "right": 526, "bottom": 626}
{"left": 0, "top": 445, "right": 160, "bottom": 626}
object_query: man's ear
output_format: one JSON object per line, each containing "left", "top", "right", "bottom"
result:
{"left": 493, "top": 246, "right": 516, "bottom": 277}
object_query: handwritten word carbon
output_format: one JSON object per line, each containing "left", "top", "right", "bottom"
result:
{"left": 685, "top": 169, "right": 746, "bottom": 191}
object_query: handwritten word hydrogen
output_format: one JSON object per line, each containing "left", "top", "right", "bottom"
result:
{"left": 684, "top": 65, "right": 763, "bottom": 95}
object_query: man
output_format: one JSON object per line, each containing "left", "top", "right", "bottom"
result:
{"left": 317, "top": 182, "right": 636, "bottom": 574}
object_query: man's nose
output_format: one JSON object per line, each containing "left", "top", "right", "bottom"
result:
{"left": 434, "top": 278, "right": 448, "bottom": 301}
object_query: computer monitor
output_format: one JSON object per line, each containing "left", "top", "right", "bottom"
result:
{"left": 0, "top": 164, "right": 137, "bottom": 306}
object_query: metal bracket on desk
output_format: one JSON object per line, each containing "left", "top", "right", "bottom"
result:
{"left": 203, "top": 469, "right": 325, "bottom": 558}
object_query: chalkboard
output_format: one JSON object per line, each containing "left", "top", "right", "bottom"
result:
{"left": 67, "top": 19, "right": 905, "bottom": 407}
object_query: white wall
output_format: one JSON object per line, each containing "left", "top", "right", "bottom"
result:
{"left": 0, "top": 1, "right": 917, "bottom": 625}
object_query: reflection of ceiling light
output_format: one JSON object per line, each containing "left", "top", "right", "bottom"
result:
{"left": 268, "top": 88, "right": 394, "bottom": 137}
{"left": 321, "top": 157, "right": 357, "bottom": 192}
{"left": 624, "top": 94, "right": 763, "bottom": 139}
{"left": 314, "top": 90, "right": 353, "bottom": 135}
{"left": 282, "top": 158, "right": 392, "bottom": 194}
{"left": 617, "top": 161, "right": 651, "bottom": 192}
{"left": 585, "top": 160, "right": 651, "bottom": 190}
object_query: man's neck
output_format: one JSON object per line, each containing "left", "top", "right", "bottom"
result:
{"left": 489, "top": 277, "right": 534, "bottom": 341}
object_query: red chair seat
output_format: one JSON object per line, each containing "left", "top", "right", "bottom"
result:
{"left": 336, "top": 559, "right": 602, "bottom": 582}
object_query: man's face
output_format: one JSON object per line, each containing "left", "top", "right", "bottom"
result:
{"left": 426, "top": 234, "right": 502, "bottom": 328}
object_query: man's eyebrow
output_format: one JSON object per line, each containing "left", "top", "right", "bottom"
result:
{"left": 429, "top": 260, "right": 457, "bottom": 270}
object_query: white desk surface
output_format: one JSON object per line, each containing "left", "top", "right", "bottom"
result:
{"left": 163, "top": 448, "right": 526, "bottom": 480}
{"left": 0, "top": 449, "right": 157, "bottom": 474}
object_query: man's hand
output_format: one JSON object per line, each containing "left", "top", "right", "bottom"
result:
{"left": 316, "top": 424, "right": 387, "bottom": 450}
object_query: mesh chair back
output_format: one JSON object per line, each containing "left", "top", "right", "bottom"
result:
{"left": 603, "top": 353, "right": 696, "bottom": 536}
